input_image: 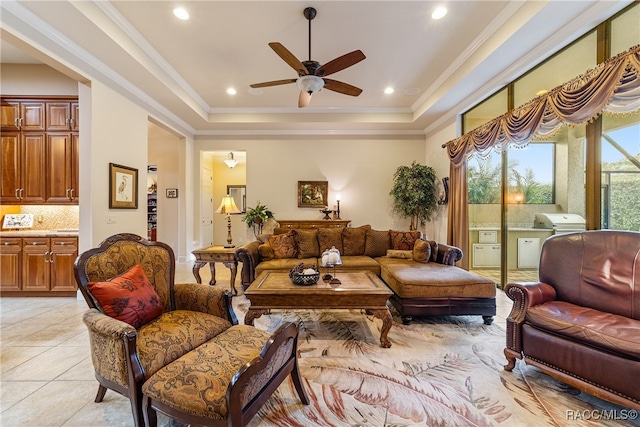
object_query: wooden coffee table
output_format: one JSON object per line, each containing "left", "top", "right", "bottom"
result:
{"left": 244, "top": 270, "right": 394, "bottom": 348}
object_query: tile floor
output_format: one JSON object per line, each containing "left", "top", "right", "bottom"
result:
{"left": 0, "top": 262, "right": 512, "bottom": 427}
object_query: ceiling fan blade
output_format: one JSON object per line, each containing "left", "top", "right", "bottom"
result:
{"left": 323, "top": 79, "right": 363, "bottom": 97}
{"left": 298, "top": 91, "right": 312, "bottom": 108}
{"left": 316, "top": 50, "right": 366, "bottom": 77}
{"left": 268, "top": 42, "right": 308, "bottom": 76}
{"left": 250, "top": 79, "right": 297, "bottom": 88}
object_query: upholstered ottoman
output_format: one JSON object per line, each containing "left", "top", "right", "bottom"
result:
{"left": 377, "top": 257, "right": 497, "bottom": 325}
{"left": 142, "top": 323, "right": 309, "bottom": 427}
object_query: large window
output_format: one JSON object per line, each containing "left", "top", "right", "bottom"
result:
{"left": 468, "top": 144, "right": 555, "bottom": 205}
{"left": 463, "top": 2, "right": 638, "bottom": 286}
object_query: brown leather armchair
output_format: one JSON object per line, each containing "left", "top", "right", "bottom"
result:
{"left": 504, "top": 230, "right": 640, "bottom": 410}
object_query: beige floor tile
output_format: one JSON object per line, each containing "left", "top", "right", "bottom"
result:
{"left": 0, "top": 380, "right": 97, "bottom": 426}
{"left": 1, "top": 345, "right": 87, "bottom": 381}
{"left": 0, "top": 380, "right": 47, "bottom": 411}
{"left": 56, "top": 356, "right": 94, "bottom": 381}
{"left": 0, "top": 345, "right": 52, "bottom": 374}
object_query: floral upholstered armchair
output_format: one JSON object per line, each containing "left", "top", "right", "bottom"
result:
{"left": 74, "top": 233, "right": 238, "bottom": 427}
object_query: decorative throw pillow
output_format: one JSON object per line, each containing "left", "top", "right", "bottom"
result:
{"left": 87, "top": 264, "right": 163, "bottom": 328}
{"left": 268, "top": 231, "right": 298, "bottom": 259}
{"left": 428, "top": 240, "right": 439, "bottom": 262}
{"left": 318, "top": 228, "right": 344, "bottom": 253}
{"left": 342, "top": 225, "right": 371, "bottom": 256}
{"left": 258, "top": 243, "right": 275, "bottom": 261}
{"left": 386, "top": 249, "right": 413, "bottom": 259}
{"left": 364, "top": 229, "right": 391, "bottom": 257}
{"left": 413, "top": 239, "right": 431, "bottom": 263}
{"left": 294, "top": 229, "right": 320, "bottom": 258}
{"left": 390, "top": 230, "right": 423, "bottom": 250}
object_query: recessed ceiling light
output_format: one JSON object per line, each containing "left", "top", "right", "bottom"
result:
{"left": 226, "top": 88, "right": 237, "bottom": 95}
{"left": 173, "top": 8, "right": 189, "bottom": 20}
{"left": 432, "top": 7, "right": 447, "bottom": 20}
{"left": 384, "top": 87, "right": 394, "bottom": 94}
{"left": 248, "top": 88, "right": 263, "bottom": 96}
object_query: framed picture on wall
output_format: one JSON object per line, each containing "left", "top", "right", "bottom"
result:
{"left": 166, "top": 188, "right": 178, "bottom": 198}
{"left": 298, "top": 181, "right": 328, "bottom": 208}
{"left": 109, "top": 163, "right": 138, "bottom": 209}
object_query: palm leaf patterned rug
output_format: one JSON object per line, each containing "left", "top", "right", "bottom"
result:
{"left": 223, "top": 295, "right": 636, "bottom": 427}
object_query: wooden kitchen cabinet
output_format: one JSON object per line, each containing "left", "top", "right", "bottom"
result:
{"left": 50, "top": 237, "right": 78, "bottom": 292}
{"left": 0, "top": 132, "right": 47, "bottom": 204}
{"left": 1, "top": 236, "right": 78, "bottom": 296}
{"left": 46, "top": 133, "right": 79, "bottom": 203}
{"left": 0, "top": 237, "right": 23, "bottom": 292}
{"left": 1, "top": 96, "right": 79, "bottom": 205}
{"left": 46, "top": 101, "right": 79, "bottom": 131}
{"left": 1, "top": 100, "right": 45, "bottom": 131}
{"left": 22, "top": 237, "right": 50, "bottom": 292}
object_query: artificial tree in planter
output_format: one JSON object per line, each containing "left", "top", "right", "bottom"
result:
{"left": 242, "top": 202, "right": 274, "bottom": 236}
{"left": 389, "top": 161, "right": 439, "bottom": 231}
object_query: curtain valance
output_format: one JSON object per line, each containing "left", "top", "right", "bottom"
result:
{"left": 444, "top": 44, "right": 640, "bottom": 166}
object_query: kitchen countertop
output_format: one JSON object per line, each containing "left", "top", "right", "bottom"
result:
{"left": 470, "top": 227, "right": 553, "bottom": 232}
{"left": 0, "top": 229, "right": 79, "bottom": 237}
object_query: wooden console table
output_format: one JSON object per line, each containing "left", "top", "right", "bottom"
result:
{"left": 191, "top": 245, "right": 238, "bottom": 294}
{"left": 277, "top": 219, "right": 351, "bottom": 229}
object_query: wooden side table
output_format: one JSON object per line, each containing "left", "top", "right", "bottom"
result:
{"left": 191, "top": 245, "right": 238, "bottom": 294}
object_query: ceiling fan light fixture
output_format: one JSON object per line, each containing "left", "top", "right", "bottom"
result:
{"left": 296, "top": 75, "right": 324, "bottom": 94}
{"left": 224, "top": 152, "right": 238, "bottom": 168}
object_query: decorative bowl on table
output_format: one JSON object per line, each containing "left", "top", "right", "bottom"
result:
{"left": 289, "top": 263, "right": 320, "bottom": 286}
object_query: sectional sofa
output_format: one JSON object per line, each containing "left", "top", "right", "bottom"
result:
{"left": 236, "top": 225, "right": 497, "bottom": 324}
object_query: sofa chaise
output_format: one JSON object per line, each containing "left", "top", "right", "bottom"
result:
{"left": 236, "top": 225, "right": 496, "bottom": 324}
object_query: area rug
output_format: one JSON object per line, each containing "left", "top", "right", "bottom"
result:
{"left": 221, "top": 296, "right": 636, "bottom": 427}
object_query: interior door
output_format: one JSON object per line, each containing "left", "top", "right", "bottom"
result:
{"left": 200, "top": 167, "right": 213, "bottom": 247}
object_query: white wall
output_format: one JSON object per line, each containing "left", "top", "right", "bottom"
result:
{"left": 196, "top": 136, "right": 431, "bottom": 242}
{"left": 1, "top": 64, "right": 78, "bottom": 95}
{"left": 84, "top": 81, "right": 149, "bottom": 247}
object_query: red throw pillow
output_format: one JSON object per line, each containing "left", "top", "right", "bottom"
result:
{"left": 88, "top": 264, "right": 163, "bottom": 328}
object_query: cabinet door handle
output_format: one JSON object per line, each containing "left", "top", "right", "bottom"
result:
{"left": 69, "top": 119, "right": 75, "bottom": 129}
{"left": 49, "top": 252, "right": 54, "bottom": 263}
{"left": 19, "top": 188, "right": 24, "bottom": 199}
{"left": 70, "top": 189, "right": 74, "bottom": 199}
{"left": 15, "top": 188, "right": 19, "bottom": 198}
{"left": 44, "top": 251, "right": 50, "bottom": 262}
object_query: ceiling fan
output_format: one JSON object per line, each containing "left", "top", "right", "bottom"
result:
{"left": 250, "top": 7, "right": 366, "bottom": 108}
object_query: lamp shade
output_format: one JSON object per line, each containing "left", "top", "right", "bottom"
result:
{"left": 215, "top": 195, "right": 241, "bottom": 214}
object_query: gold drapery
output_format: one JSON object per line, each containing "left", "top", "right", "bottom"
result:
{"left": 442, "top": 44, "right": 640, "bottom": 262}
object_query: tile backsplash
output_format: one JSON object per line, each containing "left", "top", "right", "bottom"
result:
{"left": 9, "top": 206, "right": 80, "bottom": 230}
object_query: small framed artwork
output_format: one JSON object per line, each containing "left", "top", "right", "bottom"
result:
{"left": 109, "top": 163, "right": 138, "bottom": 209}
{"left": 298, "top": 180, "right": 328, "bottom": 208}
{"left": 166, "top": 188, "right": 178, "bottom": 198}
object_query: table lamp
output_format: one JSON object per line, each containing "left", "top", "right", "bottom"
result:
{"left": 215, "top": 195, "right": 241, "bottom": 248}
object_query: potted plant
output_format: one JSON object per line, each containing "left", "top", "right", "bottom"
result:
{"left": 242, "top": 201, "right": 274, "bottom": 235}
{"left": 389, "top": 161, "right": 438, "bottom": 230}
